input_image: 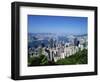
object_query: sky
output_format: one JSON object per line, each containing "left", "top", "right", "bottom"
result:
{"left": 28, "top": 15, "right": 87, "bottom": 35}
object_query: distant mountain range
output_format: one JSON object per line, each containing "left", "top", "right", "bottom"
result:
{"left": 28, "top": 33, "right": 87, "bottom": 49}
{"left": 28, "top": 33, "right": 87, "bottom": 36}
{"left": 28, "top": 33, "right": 87, "bottom": 43}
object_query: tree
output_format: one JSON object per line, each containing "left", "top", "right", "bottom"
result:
{"left": 28, "top": 54, "right": 49, "bottom": 66}
{"left": 38, "top": 48, "right": 43, "bottom": 55}
{"left": 56, "top": 49, "right": 88, "bottom": 65}
{"left": 29, "top": 57, "right": 40, "bottom": 66}
{"left": 39, "top": 55, "right": 48, "bottom": 65}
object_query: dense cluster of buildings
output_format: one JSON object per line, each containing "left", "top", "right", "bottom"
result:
{"left": 28, "top": 35, "right": 87, "bottom": 62}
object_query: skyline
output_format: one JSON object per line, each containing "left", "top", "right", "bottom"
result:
{"left": 28, "top": 15, "right": 87, "bottom": 35}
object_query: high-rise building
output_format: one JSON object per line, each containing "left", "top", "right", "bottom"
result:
{"left": 74, "top": 38, "right": 80, "bottom": 46}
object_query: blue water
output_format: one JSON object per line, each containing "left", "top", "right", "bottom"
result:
{"left": 28, "top": 40, "right": 49, "bottom": 48}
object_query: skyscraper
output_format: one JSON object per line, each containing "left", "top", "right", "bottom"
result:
{"left": 74, "top": 38, "right": 80, "bottom": 46}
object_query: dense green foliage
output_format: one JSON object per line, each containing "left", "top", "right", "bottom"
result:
{"left": 28, "top": 49, "right": 88, "bottom": 66}
{"left": 28, "top": 55, "right": 48, "bottom": 66}
{"left": 56, "top": 49, "right": 88, "bottom": 65}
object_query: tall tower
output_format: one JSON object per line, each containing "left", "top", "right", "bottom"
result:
{"left": 74, "top": 38, "right": 80, "bottom": 47}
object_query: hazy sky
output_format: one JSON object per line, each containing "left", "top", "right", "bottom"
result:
{"left": 28, "top": 15, "right": 87, "bottom": 35}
